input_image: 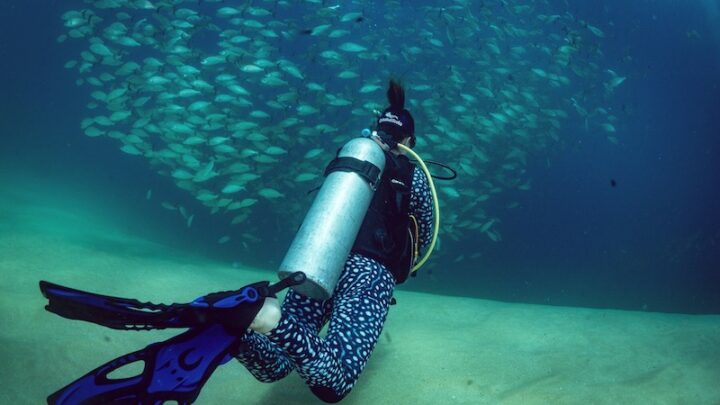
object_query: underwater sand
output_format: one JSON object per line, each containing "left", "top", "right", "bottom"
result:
{"left": 1, "top": 172, "right": 719, "bottom": 405}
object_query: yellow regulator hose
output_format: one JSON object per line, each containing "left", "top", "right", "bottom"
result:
{"left": 397, "top": 143, "right": 440, "bottom": 273}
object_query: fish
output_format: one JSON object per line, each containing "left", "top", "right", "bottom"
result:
{"left": 601, "top": 123, "right": 616, "bottom": 133}
{"left": 294, "top": 173, "right": 318, "bottom": 182}
{"left": 329, "top": 29, "right": 350, "bottom": 39}
{"left": 265, "top": 146, "right": 288, "bottom": 155}
{"left": 221, "top": 183, "right": 244, "bottom": 194}
{"left": 197, "top": 191, "right": 218, "bottom": 202}
{"left": 441, "top": 187, "right": 461, "bottom": 198}
{"left": 209, "top": 136, "right": 229, "bottom": 146}
{"left": 258, "top": 188, "right": 284, "bottom": 199}
{"left": 308, "top": 24, "right": 331, "bottom": 36}
{"left": 120, "top": 145, "right": 142, "bottom": 155}
{"left": 304, "top": 148, "right": 324, "bottom": 159}
{"left": 340, "top": 12, "right": 363, "bottom": 22}
{"left": 58, "top": 0, "right": 620, "bottom": 259}
{"left": 183, "top": 136, "right": 205, "bottom": 145}
{"left": 172, "top": 169, "right": 194, "bottom": 180}
{"left": 194, "top": 161, "right": 216, "bottom": 182}
{"left": 359, "top": 84, "right": 381, "bottom": 93}
{"left": 480, "top": 219, "right": 496, "bottom": 233}
{"left": 84, "top": 127, "right": 104, "bottom": 137}
{"left": 235, "top": 198, "right": 258, "bottom": 209}
{"left": 606, "top": 69, "right": 627, "bottom": 90}
{"left": 339, "top": 42, "right": 367, "bottom": 52}
{"left": 217, "top": 7, "right": 240, "bottom": 17}
{"left": 609, "top": 76, "right": 626, "bottom": 88}
{"left": 296, "top": 104, "right": 319, "bottom": 115}
{"left": 89, "top": 42, "right": 113, "bottom": 57}
{"left": 587, "top": 24, "right": 605, "bottom": 38}
{"left": 532, "top": 68, "right": 547, "bottom": 78}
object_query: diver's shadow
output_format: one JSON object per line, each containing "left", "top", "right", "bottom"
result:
{"left": 256, "top": 374, "right": 317, "bottom": 404}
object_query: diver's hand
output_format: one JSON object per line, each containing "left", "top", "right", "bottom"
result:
{"left": 249, "top": 297, "right": 281, "bottom": 334}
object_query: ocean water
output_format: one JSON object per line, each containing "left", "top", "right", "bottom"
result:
{"left": 0, "top": 0, "right": 718, "bottom": 319}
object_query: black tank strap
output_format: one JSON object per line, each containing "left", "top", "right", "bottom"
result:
{"left": 324, "top": 157, "right": 382, "bottom": 190}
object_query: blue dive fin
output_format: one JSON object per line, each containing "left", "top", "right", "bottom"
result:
{"left": 40, "top": 272, "right": 306, "bottom": 405}
{"left": 48, "top": 324, "right": 237, "bottom": 405}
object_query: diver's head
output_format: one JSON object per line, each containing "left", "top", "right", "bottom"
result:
{"left": 376, "top": 79, "right": 416, "bottom": 148}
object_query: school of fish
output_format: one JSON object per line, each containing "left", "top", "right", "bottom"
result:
{"left": 57, "top": 0, "right": 624, "bottom": 260}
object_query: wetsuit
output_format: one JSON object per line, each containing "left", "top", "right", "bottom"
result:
{"left": 234, "top": 167, "right": 434, "bottom": 403}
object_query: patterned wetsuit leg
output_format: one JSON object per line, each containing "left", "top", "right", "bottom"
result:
{"left": 234, "top": 289, "right": 329, "bottom": 382}
{"left": 266, "top": 254, "right": 396, "bottom": 400}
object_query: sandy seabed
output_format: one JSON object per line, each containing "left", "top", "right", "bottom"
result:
{"left": 1, "top": 174, "right": 719, "bottom": 405}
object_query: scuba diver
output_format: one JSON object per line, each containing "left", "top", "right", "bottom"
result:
{"left": 233, "top": 78, "right": 435, "bottom": 402}
{"left": 38, "top": 79, "right": 438, "bottom": 404}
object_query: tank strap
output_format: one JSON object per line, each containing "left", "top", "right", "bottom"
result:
{"left": 324, "top": 156, "right": 382, "bottom": 190}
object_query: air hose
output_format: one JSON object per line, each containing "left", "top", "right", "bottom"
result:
{"left": 397, "top": 143, "right": 440, "bottom": 273}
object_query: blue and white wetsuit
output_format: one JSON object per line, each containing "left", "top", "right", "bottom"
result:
{"left": 235, "top": 167, "right": 434, "bottom": 402}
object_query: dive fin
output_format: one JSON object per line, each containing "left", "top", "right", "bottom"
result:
{"left": 41, "top": 272, "right": 306, "bottom": 405}
{"left": 48, "top": 324, "right": 236, "bottom": 405}
{"left": 40, "top": 278, "right": 285, "bottom": 332}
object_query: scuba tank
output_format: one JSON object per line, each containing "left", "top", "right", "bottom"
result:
{"left": 277, "top": 137, "right": 386, "bottom": 300}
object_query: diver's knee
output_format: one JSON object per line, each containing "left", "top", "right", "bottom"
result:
{"left": 310, "top": 385, "right": 348, "bottom": 403}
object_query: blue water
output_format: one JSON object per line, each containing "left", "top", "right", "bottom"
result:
{"left": 0, "top": 0, "right": 718, "bottom": 314}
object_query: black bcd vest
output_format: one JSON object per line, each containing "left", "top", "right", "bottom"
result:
{"left": 350, "top": 152, "right": 416, "bottom": 284}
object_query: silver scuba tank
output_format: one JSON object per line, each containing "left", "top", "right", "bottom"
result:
{"left": 277, "top": 137, "right": 386, "bottom": 300}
